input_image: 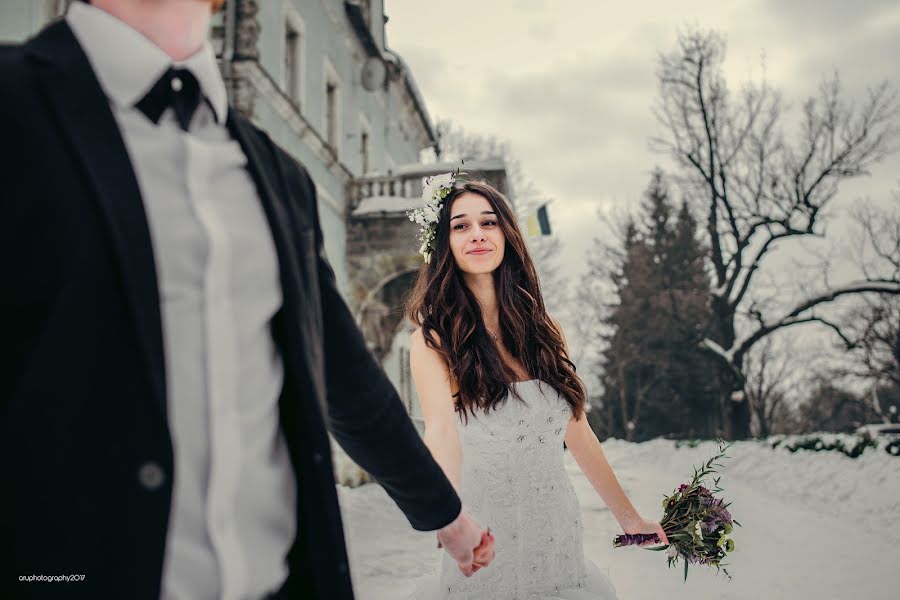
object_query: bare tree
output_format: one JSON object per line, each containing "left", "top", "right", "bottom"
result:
{"left": 571, "top": 207, "right": 631, "bottom": 392}
{"left": 833, "top": 202, "right": 900, "bottom": 391}
{"left": 652, "top": 28, "right": 900, "bottom": 438}
{"left": 832, "top": 299, "right": 900, "bottom": 425}
{"left": 743, "top": 336, "right": 804, "bottom": 437}
{"left": 845, "top": 298, "right": 900, "bottom": 387}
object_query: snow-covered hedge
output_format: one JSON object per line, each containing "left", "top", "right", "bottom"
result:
{"left": 675, "top": 433, "right": 900, "bottom": 458}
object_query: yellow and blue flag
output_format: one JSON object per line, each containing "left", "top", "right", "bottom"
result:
{"left": 526, "top": 203, "right": 552, "bottom": 237}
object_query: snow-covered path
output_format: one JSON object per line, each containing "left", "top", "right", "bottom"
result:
{"left": 339, "top": 439, "right": 900, "bottom": 600}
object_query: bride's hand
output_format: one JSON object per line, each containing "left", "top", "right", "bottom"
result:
{"left": 622, "top": 516, "right": 670, "bottom": 547}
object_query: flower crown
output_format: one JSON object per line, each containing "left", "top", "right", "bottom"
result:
{"left": 407, "top": 164, "right": 464, "bottom": 264}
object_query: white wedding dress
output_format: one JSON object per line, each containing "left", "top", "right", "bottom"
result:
{"left": 409, "top": 379, "right": 619, "bottom": 600}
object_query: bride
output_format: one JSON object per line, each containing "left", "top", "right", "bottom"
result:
{"left": 403, "top": 178, "right": 668, "bottom": 599}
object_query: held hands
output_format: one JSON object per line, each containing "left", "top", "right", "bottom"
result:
{"left": 468, "top": 528, "right": 496, "bottom": 575}
{"left": 436, "top": 509, "right": 496, "bottom": 577}
{"left": 622, "top": 515, "right": 670, "bottom": 547}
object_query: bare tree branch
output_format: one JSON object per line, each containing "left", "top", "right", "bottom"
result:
{"left": 730, "top": 280, "right": 900, "bottom": 365}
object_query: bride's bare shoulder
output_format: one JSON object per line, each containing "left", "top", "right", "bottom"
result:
{"left": 410, "top": 326, "right": 444, "bottom": 354}
{"left": 409, "top": 327, "right": 458, "bottom": 393}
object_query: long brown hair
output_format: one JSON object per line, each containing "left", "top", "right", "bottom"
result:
{"left": 405, "top": 180, "right": 586, "bottom": 422}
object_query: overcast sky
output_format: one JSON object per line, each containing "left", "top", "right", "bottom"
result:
{"left": 385, "top": 0, "right": 900, "bottom": 361}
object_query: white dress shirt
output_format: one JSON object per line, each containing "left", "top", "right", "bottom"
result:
{"left": 67, "top": 4, "right": 297, "bottom": 599}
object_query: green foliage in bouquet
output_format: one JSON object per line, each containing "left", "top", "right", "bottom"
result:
{"left": 614, "top": 439, "right": 741, "bottom": 581}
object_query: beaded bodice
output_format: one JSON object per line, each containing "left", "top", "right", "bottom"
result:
{"left": 438, "top": 380, "right": 589, "bottom": 599}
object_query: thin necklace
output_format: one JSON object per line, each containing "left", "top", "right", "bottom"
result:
{"left": 487, "top": 327, "right": 499, "bottom": 341}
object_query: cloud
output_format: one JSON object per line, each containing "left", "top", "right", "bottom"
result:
{"left": 761, "top": 0, "right": 899, "bottom": 36}
{"left": 526, "top": 21, "right": 556, "bottom": 43}
{"left": 788, "top": 21, "right": 900, "bottom": 95}
{"left": 512, "top": 0, "right": 547, "bottom": 10}
{"left": 388, "top": 43, "right": 448, "bottom": 98}
{"left": 387, "top": 0, "right": 900, "bottom": 293}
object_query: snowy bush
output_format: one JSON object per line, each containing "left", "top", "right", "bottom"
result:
{"left": 673, "top": 433, "right": 897, "bottom": 458}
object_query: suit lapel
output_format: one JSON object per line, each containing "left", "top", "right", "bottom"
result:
{"left": 25, "top": 21, "right": 167, "bottom": 417}
{"left": 226, "top": 112, "right": 330, "bottom": 416}
{"left": 226, "top": 111, "right": 311, "bottom": 339}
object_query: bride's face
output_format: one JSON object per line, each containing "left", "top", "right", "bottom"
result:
{"left": 448, "top": 192, "right": 505, "bottom": 275}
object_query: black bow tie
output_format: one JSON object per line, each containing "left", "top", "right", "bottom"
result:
{"left": 135, "top": 67, "right": 202, "bottom": 131}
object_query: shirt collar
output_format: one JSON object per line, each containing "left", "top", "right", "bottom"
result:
{"left": 66, "top": 1, "right": 227, "bottom": 124}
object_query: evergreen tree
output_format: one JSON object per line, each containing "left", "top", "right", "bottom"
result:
{"left": 665, "top": 198, "right": 721, "bottom": 436}
{"left": 596, "top": 220, "right": 658, "bottom": 441}
{"left": 593, "top": 169, "right": 719, "bottom": 440}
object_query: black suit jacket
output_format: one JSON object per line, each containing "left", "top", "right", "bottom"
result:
{"left": 0, "top": 20, "right": 460, "bottom": 600}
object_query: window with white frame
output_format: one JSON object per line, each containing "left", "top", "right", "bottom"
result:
{"left": 283, "top": 4, "right": 306, "bottom": 110}
{"left": 359, "top": 113, "right": 372, "bottom": 174}
{"left": 323, "top": 58, "right": 341, "bottom": 156}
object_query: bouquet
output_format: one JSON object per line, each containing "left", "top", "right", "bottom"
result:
{"left": 613, "top": 439, "right": 741, "bottom": 581}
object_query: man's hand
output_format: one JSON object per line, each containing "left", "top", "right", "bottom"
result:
{"left": 436, "top": 509, "right": 495, "bottom": 576}
{"left": 468, "top": 528, "right": 496, "bottom": 575}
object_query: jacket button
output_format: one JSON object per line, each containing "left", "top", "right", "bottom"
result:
{"left": 138, "top": 462, "right": 166, "bottom": 490}
{"left": 313, "top": 452, "right": 323, "bottom": 465}
{"left": 338, "top": 561, "right": 348, "bottom": 574}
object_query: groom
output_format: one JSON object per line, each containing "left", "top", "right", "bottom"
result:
{"left": 0, "top": 1, "right": 493, "bottom": 599}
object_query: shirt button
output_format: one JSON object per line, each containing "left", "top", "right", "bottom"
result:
{"left": 171, "top": 76, "right": 183, "bottom": 92}
{"left": 137, "top": 462, "right": 166, "bottom": 490}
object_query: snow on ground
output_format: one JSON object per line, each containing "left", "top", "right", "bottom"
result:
{"left": 338, "top": 439, "right": 900, "bottom": 600}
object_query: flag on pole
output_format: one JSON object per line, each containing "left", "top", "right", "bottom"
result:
{"left": 526, "top": 203, "right": 552, "bottom": 237}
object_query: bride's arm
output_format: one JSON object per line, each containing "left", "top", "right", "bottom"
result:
{"left": 410, "top": 328, "right": 495, "bottom": 572}
{"left": 410, "top": 327, "right": 463, "bottom": 493}
{"left": 551, "top": 317, "right": 664, "bottom": 540}
{"left": 564, "top": 411, "right": 641, "bottom": 530}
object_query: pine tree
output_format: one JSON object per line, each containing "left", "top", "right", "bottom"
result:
{"left": 594, "top": 169, "right": 720, "bottom": 440}
{"left": 597, "top": 220, "right": 657, "bottom": 441}
{"left": 664, "top": 198, "right": 720, "bottom": 436}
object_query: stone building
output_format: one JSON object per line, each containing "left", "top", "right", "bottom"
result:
{"left": 1, "top": 0, "right": 510, "bottom": 481}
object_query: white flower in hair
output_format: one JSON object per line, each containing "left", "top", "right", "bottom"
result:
{"left": 406, "top": 163, "right": 465, "bottom": 264}
{"left": 420, "top": 172, "right": 450, "bottom": 198}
